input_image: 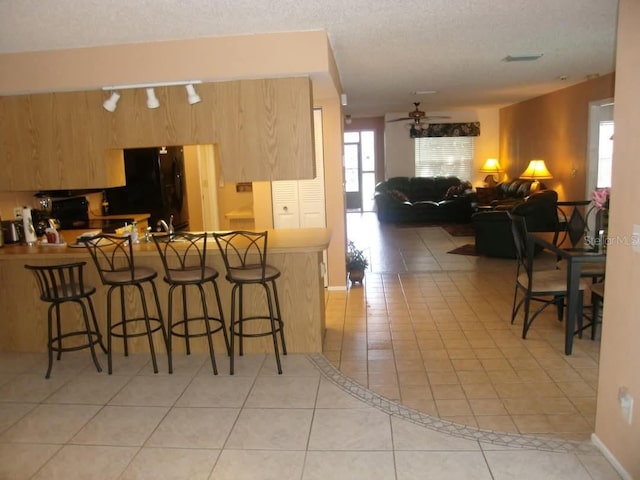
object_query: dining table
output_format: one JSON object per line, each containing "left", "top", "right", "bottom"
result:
{"left": 527, "top": 231, "right": 606, "bottom": 355}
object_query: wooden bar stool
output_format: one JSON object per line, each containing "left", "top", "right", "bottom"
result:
{"left": 83, "top": 234, "right": 169, "bottom": 374}
{"left": 212, "top": 230, "right": 286, "bottom": 374}
{"left": 25, "top": 261, "right": 106, "bottom": 378}
{"left": 152, "top": 232, "right": 230, "bottom": 374}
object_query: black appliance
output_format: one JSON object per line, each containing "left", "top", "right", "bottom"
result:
{"left": 105, "top": 146, "right": 189, "bottom": 231}
{"left": 51, "top": 196, "right": 134, "bottom": 233}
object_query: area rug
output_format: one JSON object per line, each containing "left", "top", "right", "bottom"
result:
{"left": 447, "top": 243, "right": 478, "bottom": 256}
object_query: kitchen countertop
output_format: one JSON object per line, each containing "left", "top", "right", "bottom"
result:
{"left": 0, "top": 227, "right": 332, "bottom": 259}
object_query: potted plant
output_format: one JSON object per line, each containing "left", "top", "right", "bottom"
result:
{"left": 346, "top": 241, "right": 368, "bottom": 285}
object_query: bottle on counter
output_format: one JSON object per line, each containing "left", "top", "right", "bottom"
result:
{"left": 130, "top": 221, "right": 139, "bottom": 244}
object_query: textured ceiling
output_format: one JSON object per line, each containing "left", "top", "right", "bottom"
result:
{"left": 0, "top": 0, "right": 619, "bottom": 117}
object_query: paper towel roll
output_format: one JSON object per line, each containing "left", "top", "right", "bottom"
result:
{"left": 22, "top": 207, "right": 37, "bottom": 244}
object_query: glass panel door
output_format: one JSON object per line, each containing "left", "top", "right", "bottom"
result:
{"left": 344, "top": 142, "right": 361, "bottom": 210}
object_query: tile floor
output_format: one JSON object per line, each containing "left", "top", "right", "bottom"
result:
{"left": 0, "top": 212, "right": 620, "bottom": 479}
{"left": 324, "top": 212, "right": 602, "bottom": 440}
{"left": 0, "top": 350, "right": 620, "bottom": 479}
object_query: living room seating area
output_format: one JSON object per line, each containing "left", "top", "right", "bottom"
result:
{"left": 374, "top": 176, "right": 474, "bottom": 224}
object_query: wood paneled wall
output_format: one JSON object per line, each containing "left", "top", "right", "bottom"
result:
{"left": 0, "top": 77, "right": 315, "bottom": 191}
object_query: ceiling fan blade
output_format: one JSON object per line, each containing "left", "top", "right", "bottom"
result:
{"left": 387, "top": 117, "right": 412, "bottom": 123}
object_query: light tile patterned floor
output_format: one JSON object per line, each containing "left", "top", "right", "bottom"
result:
{"left": 324, "top": 212, "right": 602, "bottom": 441}
{"left": 0, "top": 351, "right": 620, "bottom": 479}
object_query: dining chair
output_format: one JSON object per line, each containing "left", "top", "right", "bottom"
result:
{"left": 212, "top": 230, "right": 286, "bottom": 374}
{"left": 152, "top": 232, "right": 230, "bottom": 374}
{"left": 508, "top": 213, "right": 589, "bottom": 339}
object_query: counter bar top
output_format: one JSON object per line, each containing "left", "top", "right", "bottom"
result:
{"left": 0, "top": 228, "right": 331, "bottom": 260}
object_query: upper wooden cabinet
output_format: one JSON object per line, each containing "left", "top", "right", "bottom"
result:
{"left": 0, "top": 77, "right": 315, "bottom": 191}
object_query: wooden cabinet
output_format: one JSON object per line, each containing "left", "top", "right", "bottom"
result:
{"left": 0, "top": 77, "right": 315, "bottom": 191}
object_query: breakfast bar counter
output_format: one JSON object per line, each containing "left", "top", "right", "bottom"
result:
{"left": 0, "top": 228, "right": 331, "bottom": 356}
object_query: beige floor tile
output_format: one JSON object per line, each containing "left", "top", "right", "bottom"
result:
{"left": 462, "top": 383, "right": 499, "bottom": 399}
{"left": 511, "top": 414, "right": 555, "bottom": 434}
{"left": 395, "top": 451, "right": 492, "bottom": 479}
{"left": 468, "top": 398, "right": 508, "bottom": 416}
{"left": 226, "top": 408, "right": 313, "bottom": 450}
{"left": 434, "top": 399, "right": 472, "bottom": 416}
{"left": 121, "top": 447, "right": 219, "bottom": 480}
{"left": 32, "top": 445, "right": 138, "bottom": 480}
{"left": 308, "top": 408, "right": 393, "bottom": 451}
{"left": 475, "top": 415, "right": 519, "bottom": 433}
{"left": 303, "top": 451, "right": 395, "bottom": 480}
{"left": 0, "top": 443, "right": 61, "bottom": 480}
{"left": 146, "top": 407, "right": 238, "bottom": 448}
{"left": 431, "top": 384, "right": 466, "bottom": 400}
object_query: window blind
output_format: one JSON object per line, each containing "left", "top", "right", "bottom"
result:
{"left": 415, "top": 137, "right": 473, "bottom": 180}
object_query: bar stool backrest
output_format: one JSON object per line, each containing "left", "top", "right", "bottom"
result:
{"left": 82, "top": 234, "right": 137, "bottom": 284}
{"left": 25, "top": 261, "right": 94, "bottom": 301}
{"left": 152, "top": 232, "right": 208, "bottom": 282}
{"left": 213, "top": 230, "right": 269, "bottom": 281}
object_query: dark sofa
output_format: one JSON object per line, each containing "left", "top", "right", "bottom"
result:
{"left": 374, "top": 176, "right": 474, "bottom": 224}
{"left": 472, "top": 189, "right": 558, "bottom": 258}
{"left": 476, "top": 179, "right": 546, "bottom": 208}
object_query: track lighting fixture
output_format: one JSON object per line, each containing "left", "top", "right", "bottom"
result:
{"left": 185, "top": 84, "right": 201, "bottom": 104}
{"left": 101, "top": 81, "right": 203, "bottom": 111}
{"left": 146, "top": 88, "right": 160, "bottom": 109}
{"left": 103, "top": 91, "right": 120, "bottom": 112}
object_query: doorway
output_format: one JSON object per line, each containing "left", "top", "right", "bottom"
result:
{"left": 344, "top": 130, "right": 376, "bottom": 211}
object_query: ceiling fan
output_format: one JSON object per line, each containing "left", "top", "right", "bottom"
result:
{"left": 387, "top": 102, "right": 450, "bottom": 127}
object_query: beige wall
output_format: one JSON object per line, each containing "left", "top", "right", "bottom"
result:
{"left": 594, "top": 0, "right": 640, "bottom": 476}
{"left": 499, "top": 74, "right": 615, "bottom": 201}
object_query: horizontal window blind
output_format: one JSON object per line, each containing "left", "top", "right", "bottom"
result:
{"left": 415, "top": 137, "right": 473, "bottom": 180}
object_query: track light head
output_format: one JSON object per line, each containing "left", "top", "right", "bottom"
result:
{"left": 185, "top": 84, "right": 201, "bottom": 105}
{"left": 146, "top": 88, "right": 160, "bottom": 109}
{"left": 103, "top": 91, "right": 120, "bottom": 112}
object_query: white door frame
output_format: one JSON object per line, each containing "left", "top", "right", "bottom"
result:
{"left": 586, "top": 98, "right": 614, "bottom": 194}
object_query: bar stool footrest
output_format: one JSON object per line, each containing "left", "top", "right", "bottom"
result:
{"left": 110, "top": 318, "right": 165, "bottom": 339}
{"left": 171, "top": 317, "right": 226, "bottom": 338}
{"left": 51, "top": 330, "right": 104, "bottom": 353}
{"left": 232, "top": 316, "right": 284, "bottom": 338}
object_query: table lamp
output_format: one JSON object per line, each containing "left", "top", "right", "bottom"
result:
{"left": 479, "top": 158, "right": 503, "bottom": 186}
{"left": 519, "top": 159, "right": 553, "bottom": 192}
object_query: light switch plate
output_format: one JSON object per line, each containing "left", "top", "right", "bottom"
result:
{"left": 633, "top": 224, "right": 640, "bottom": 253}
{"left": 13, "top": 207, "right": 22, "bottom": 219}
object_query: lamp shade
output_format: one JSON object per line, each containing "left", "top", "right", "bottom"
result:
{"left": 519, "top": 159, "right": 553, "bottom": 180}
{"left": 479, "top": 158, "right": 502, "bottom": 173}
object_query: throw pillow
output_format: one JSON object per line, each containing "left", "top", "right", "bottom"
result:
{"left": 389, "top": 189, "right": 409, "bottom": 202}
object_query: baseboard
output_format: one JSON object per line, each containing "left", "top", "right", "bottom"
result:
{"left": 326, "top": 285, "right": 347, "bottom": 291}
{"left": 591, "top": 433, "right": 632, "bottom": 480}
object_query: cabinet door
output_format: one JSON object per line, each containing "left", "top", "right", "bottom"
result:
{"left": 272, "top": 181, "right": 300, "bottom": 229}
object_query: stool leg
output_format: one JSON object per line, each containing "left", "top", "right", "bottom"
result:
{"left": 55, "top": 304, "right": 63, "bottom": 360}
{"left": 87, "top": 296, "right": 107, "bottom": 354}
{"left": 198, "top": 284, "right": 218, "bottom": 375}
{"left": 167, "top": 284, "right": 175, "bottom": 374}
{"left": 229, "top": 284, "right": 239, "bottom": 375}
{"left": 212, "top": 280, "right": 230, "bottom": 355}
{"left": 181, "top": 285, "right": 191, "bottom": 355}
{"left": 107, "top": 287, "right": 115, "bottom": 374}
{"left": 46, "top": 304, "right": 55, "bottom": 379}
{"left": 119, "top": 286, "right": 129, "bottom": 357}
{"left": 149, "top": 281, "right": 170, "bottom": 373}
{"left": 270, "top": 279, "right": 286, "bottom": 355}
{"left": 263, "top": 283, "right": 282, "bottom": 375}
{"left": 136, "top": 283, "right": 158, "bottom": 374}
{"left": 238, "top": 285, "right": 244, "bottom": 357}
{"left": 77, "top": 299, "right": 102, "bottom": 374}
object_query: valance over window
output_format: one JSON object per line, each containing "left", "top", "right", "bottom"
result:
{"left": 410, "top": 122, "right": 480, "bottom": 138}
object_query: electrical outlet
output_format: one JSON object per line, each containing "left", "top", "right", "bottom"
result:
{"left": 13, "top": 207, "right": 22, "bottom": 219}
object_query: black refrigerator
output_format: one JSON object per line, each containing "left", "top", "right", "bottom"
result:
{"left": 106, "top": 146, "right": 189, "bottom": 231}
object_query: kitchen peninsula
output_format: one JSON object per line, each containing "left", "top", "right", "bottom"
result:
{"left": 0, "top": 228, "right": 330, "bottom": 357}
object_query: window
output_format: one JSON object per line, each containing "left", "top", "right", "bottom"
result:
{"left": 415, "top": 137, "right": 474, "bottom": 180}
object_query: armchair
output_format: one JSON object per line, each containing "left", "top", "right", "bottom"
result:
{"left": 472, "top": 190, "right": 558, "bottom": 258}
